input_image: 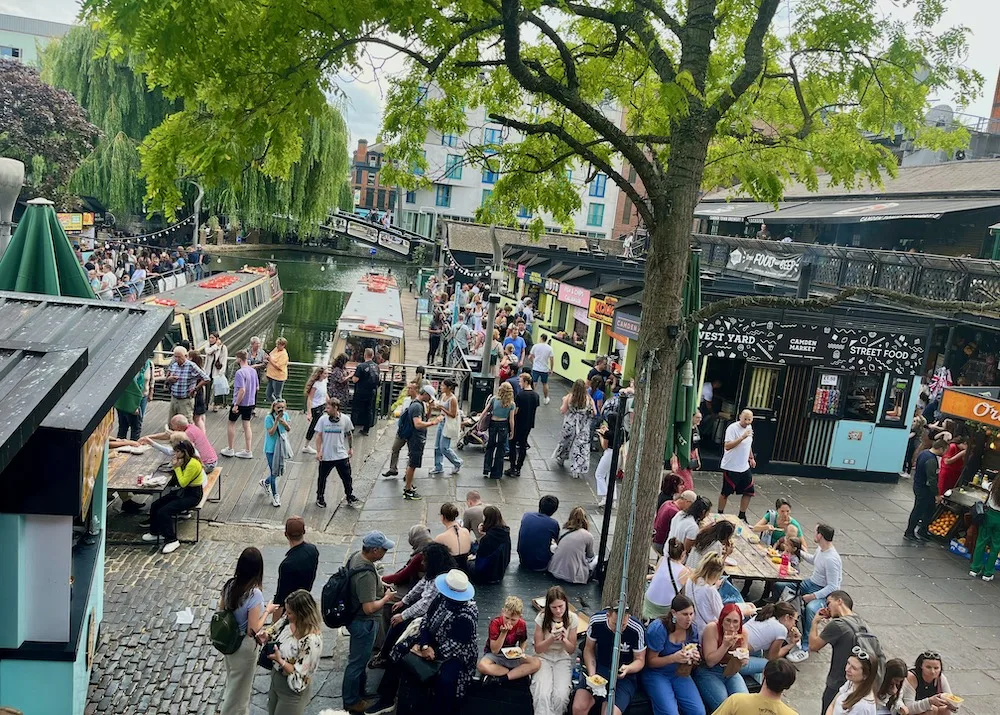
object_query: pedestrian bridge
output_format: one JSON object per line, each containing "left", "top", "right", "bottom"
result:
{"left": 321, "top": 210, "right": 433, "bottom": 258}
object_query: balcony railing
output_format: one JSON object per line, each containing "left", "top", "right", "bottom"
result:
{"left": 692, "top": 233, "right": 1000, "bottom": 304}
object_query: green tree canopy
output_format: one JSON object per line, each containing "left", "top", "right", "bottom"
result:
{"left": 86, "top": 0, "right": 982, "bottom": 606}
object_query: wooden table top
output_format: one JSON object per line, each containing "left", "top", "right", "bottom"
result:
{"left": 715, "top": 514, "right": 806, "bottom": 584}
{"left": 106, "top": 447, "right": 173, "bottom": 494}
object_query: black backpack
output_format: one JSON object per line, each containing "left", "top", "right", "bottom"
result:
{"left": 321, "top": 553, "right": 376, "bottom": 628}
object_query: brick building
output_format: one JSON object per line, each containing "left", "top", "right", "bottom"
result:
{"left": 351, "top": 140, "right": 397, "bottom": 216}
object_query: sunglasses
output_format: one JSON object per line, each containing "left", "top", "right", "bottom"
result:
{"left": 851, "top": 646, "right": 870, "bottom": 660}
{"left": 920, "top": 651, "right": 942, "bottom": 660}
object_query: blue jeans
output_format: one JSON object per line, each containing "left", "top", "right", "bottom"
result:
{"left": 343, "top": 619, "right": 378, "bottom": 707}
{"left": 434, "top": 423, "right": 462, "bottom": 472}
{"left": 693, "top": 664, "right": 748, "bottom": 713}
{"left": 641, "top": 669, "right": 706, "bottom": 715}
{"left": 773, "top": 579, "right": 824, "bottom": 647}
{"left": 719, "top": 579, "right": 743, "bottom": 604}
{"left": 264, "top": 451, "right": 277, "bottom": 497}
{"left": 740, "top": 653, "right": 769, "bottom": 677}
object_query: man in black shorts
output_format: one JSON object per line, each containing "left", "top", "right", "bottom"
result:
{"left": 222, "top": 350, "right": 259, "bottom": 459}
{"left": 571, "top": 604, "right": 646, "bottom": 715}
{"left": 401, "top": 384, "right": 441, "bottom": 501}
{"left": 719, "top": 408, "right": 756, "bottom": 521}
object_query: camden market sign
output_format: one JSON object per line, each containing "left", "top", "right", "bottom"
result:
{"left": 700, "top": 315, "right": 923, "bottom": 374}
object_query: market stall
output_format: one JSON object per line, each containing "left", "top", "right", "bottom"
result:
{"left": 926, "top": 387, "right": 1000, "bottom": 570}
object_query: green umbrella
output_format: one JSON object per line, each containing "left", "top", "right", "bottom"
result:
{"left": 0, "top": 198, "right": 95, "bottom": 298}
{"left": 665, "top": 247, "right": 701, "bottom": 469}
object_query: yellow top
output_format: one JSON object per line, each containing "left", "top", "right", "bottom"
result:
{"left": 174, "top": 458, "right": 205, "bottom": 488}
{"left": 711, "top": 693, "right": 798, "bottom": 715}
{"left": 266, "top": 347, "right": 289, "bottom": 381}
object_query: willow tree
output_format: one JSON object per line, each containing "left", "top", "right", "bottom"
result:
{"left": 88, "top": 0, "right": 982, "bottom": 607}
{"left": 42, "top": 26, "right": 178, "bottom": 218}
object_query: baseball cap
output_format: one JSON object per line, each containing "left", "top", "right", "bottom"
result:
{"left": 363, "top": 531, "right": 396, "bottom": 550}
{"left": 420, "top": 385, "right": 437, "bottom": 400}
{"left": 284, "top": 516, "right": 306, "bottom": 539}
{"left": 679, "top": 490, "right": 697, "bottom": 502}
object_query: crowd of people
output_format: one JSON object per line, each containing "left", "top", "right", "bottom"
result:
{"left": 76, "top": 240, "right": 209, "bottom": 300}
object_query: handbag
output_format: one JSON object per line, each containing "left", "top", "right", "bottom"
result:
{"left": 402, "top": 651, "right": 441, "bottom": 682}
{"left": 258, "top": 623, "right": 285, "bottom": 670}
{"left": 444, "top": 408, "right": 461, "bottom": 440}
{"left": 212, "top": 373, "right": 229, "bottom": 398}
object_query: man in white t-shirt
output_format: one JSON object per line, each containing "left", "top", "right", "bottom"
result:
{"left": 527, "top": 334, "right": 555, "bottom": 404}
{"left": 100, "top": 261, "right": 119, "bottom": 300}
{"left": 313, "top": 398, "right": 357, "bottom": 508}
{"left": 719, "top": 409, "right": 756, "bottom": 521}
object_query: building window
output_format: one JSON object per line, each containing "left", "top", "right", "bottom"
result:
{"left": 483, "top": 167, "right": 499, "bottom": 184}
{"left": 435, "top": 184, "right": 452, "bottom": 207}
{"left": 441, "top": 133, "right": 459, "bottom": 147}
{"left": 518, "top": 206, "right": 532, "bottom": 218}
{"left": 628, "top": 165, "right": 637, "bottom": 182}
{"left": 405, "top": 190, "right": 416, "bottom": 204}
{"left": 417, "top": 85, "right": 429, "bottom": 103}
{"left": 481, "top": 189, "right": 493, "bottom": 206}
{"left": 367, "top": 173, "right": 376, "bottom": 186}
{"left": 565, "top": 169, "right": 573, "bottom": 182}
{"left": 368, "top": 155, "right": 378, "bottom": 167}
{"left": 0, "top": 47, "right": 21, "bottom": 58}
{"left": 589, "top": 173, "right": 607, "bottom": 198}
{"left": 354, "top": 167, "right": 363, "bottom": 184}
{"left": 365, "top": 188, "right": 375, "bottom": 206}
{"left": 484, "top": 127, "right": 503, "bottom": 145}
{"left": 444, "top": 154, "right": 463, "bottom": 180}
{"left": 622, "top": 196, "right": 633, "bottom": 223}
{"left": 388, "top": 193, "right": 396, "bottom": 210}
{"left": 587, "top": 203, "right": 604, "bottom": 226}
{"left": 377, "top": 189, "right": 386, "bottom": 209}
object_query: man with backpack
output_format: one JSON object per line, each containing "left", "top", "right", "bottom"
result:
{"left": 806, "top": 590, "right": 881, "bottom": 715}
{"left": 342, "top": 531, "right": 398, "bottom": 713}
{"left": 352, "top": 348, "right": 381, "bottom": 436}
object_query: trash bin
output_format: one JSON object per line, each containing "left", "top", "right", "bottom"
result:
{"left": 470, "top": 376, "right": 495, "bottom": 415}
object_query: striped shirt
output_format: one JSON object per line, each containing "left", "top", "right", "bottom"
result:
{"left": 167, "top": 360, "right": 209, "bottom": 399}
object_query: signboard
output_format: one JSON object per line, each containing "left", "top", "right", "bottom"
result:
{"left": 940, "top": 389, "right": 1000, "bottom": 427}
{"left": 377, "top": 231, "right": 410, "bottom": 255}
{"left": 699, "top": 315, "right": 923, "bottom": 374}
{"left": 725, "top": 247, "right": 801, "bottom": 280}
{"left": 57, "top": 212, "right": 84, "bottom": 232}
{"left": 612, "top": 310, "right": 641, "bottom": 341}
{"left": 527, "top": 270, "right": 543, "bottom": 285}
{"left": 543, "top": 277, "right": 560, "bottom": 296}
{"left": 588, "top": 295, "right": 618, "bottom": 325}
{"left": 81, "top": 409, "right": 114, "bottom": 517}
{"left": 558, "top": 283, "right": 591, "bottom": 308}
{"left": 417, "top": 298, "right": 430, "bottom": 314}
{"left": 517, "top": 264, "right": 526, "bottom": 279}
{"left": 82, "top": 212, "right": 95, "bottom": 226}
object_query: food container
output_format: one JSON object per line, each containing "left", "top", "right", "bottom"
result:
{"left": 500, "top": 647, "right": 524, "bottom": 660}
{"left": 943, "top": 694, "right": 963, "bottom": 710}
{"left": 586, "top": 674, "right": 608, "bottom": 695}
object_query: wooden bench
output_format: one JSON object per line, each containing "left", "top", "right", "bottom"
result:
{"left": 177, "top": 467, "right": 221, "bottom": 544}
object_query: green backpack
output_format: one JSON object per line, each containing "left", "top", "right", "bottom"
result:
{"left": 210, "top": 608, "right": 243, "bottom": 654}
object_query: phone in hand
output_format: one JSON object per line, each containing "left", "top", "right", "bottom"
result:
{"left": 260, "top": 642, "right": 277, "bottom": 661}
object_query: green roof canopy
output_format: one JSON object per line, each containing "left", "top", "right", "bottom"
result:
{"left": 0, "top": 198, "right": 95, "bottom": 299}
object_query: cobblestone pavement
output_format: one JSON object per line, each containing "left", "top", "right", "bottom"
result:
{"left": 90, "top": 377, "right": 1000, "bottom": 714}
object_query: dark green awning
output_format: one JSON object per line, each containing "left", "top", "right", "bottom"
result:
{"left": 0, "top": 198, "right": 95, "bottom": 298}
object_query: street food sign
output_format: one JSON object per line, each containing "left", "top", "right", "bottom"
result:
{"left": 527, "top": 270, "right": 543, "bottom": 285}
{"left": 543, "top": 277, "right": 560, "bottom": 295}
{"left": 700, "top": 315, "right": 923, "bottom": 374}
{"left": 940, "top": 389, "right": 1000, "bottom": 427}
{"left": 612, "top": 310, "right": 641, "bottom": 340}
{"left": 558, "top": 283, "right": 591, "bottom": 308}
{"left": 726, "top": 247, "right": 801, "bottom": 281}
{"left": 588, "top": 295, "right": 618, "bottom": 325}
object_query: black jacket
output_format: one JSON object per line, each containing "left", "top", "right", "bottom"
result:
{"left": 471, "top": 526, "right": 511, "bottom": 584}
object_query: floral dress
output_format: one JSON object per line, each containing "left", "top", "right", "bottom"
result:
{"left": 553, "top": 401, "right": 595, "bottom": 477}
{"left": 263, "top": 616, "right": 323, "bottom": 694}
{"left": 328, "top": 366, "right": 351, "bottom": 405}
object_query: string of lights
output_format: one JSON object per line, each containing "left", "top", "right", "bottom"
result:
{"left": 100, "top": 216, "right": 196, "bottom": 248}
{"left": 442, "top": 243, "right": 492, "bottom": 280}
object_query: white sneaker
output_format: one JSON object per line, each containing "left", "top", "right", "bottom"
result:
{"left": 303, "top": 445, "right": 317, "bottom": 454}
{"left": 235, "top": 450, "right": 253, "bottom": 459}
{"left": 451, "top": 463, "right": 463, "bottom": 475}
{"left": 271, "top": 494, "right": 281, "bottom": 508}
{"left": 220, "top": 447, "right": 235, "bottom": 458}
{"left": 161, "top": 540, "right": 180, "bottom": 554}
{"left": 259, "top": 478, "right": 271, "bottom": 497}
{"left": 544, "top": 396, "right": 550, "bottom": 405}
{"left": 141, "top": 533, "right": 159, "bottom": 543}
{"left": 984, "top": 574, "right": 995, "bottom": 582}
{"left": 786, "top": 646, "right": 809, "bottom": 663}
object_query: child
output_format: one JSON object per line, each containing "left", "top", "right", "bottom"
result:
{"left": 777, "top": 536, "right": 804, "bottom": 567}
{"left": 477, "top": 596, "right": 541, "bottom": 685}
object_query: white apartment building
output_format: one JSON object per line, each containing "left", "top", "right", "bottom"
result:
{"left": 398, "top": 89, "right": 622, "bottom": 241}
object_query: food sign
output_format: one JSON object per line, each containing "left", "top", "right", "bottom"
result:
{"left": 81, "top": 410, "right": 114, "bottom": 517}
{"left": 557, "top": 283, "right": 591, "bottom": 308}
{"left": 940, "top": 389, "right": 1000, "bottom": 428}
{"left": 588, "top": 295, "right": 618, "bottom": 326}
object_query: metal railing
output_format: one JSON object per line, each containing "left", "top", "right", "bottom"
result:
{"left": 693, "top": 233, "right": 1000, "bottom": 304}
{"left": 102, "top": 265, "right": 198, "bottom": 302}
{"left": 149, "top": 354, "right": 475, "bottom": 416}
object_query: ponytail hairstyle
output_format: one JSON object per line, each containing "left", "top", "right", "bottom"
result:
{"left": 666, "top": 537, "right": 685, "bottom": 562}
{"left": 755, "top": 601, "right": 797, "bottom": 622}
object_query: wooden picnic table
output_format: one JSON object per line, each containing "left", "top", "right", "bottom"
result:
{"left": 714, "top": 514, "right": 807, "bottom": 597}
{"left": 106, "top": 446, "right": 174, "bottom": 496}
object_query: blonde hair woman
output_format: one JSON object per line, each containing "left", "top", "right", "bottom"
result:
{"left": 259, "top": 589, "right": 323, "bottom": 715}
{"left": 548, "top": 507, "right": 597, "bottom": 584}
{"left": 683, "top": 552, "right": 727, "bottom": 635}
{"left": 553, "top": 379, "right": 596, "bottom": 479}
{"left": 484, "top": 382, "right": 516, "bottom": 479}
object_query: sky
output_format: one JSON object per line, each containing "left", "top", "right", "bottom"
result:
{"left": 4, "top": 0, "right": 999, "bottom": 148}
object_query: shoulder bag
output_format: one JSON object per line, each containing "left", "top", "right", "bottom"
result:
{"left": 402, "top": 651, "right": 441, "bottom": 682}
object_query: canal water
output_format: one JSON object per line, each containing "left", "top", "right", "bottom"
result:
{"left": 215, "top": 250, "right": 415, "bottom": 366}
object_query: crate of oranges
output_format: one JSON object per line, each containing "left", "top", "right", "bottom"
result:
{"left": 928, "top": 511, "right": 959, "bottom": 537}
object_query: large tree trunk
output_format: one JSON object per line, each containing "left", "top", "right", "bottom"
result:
{"left": 602, "top": 127, "right": 711, "bottom": 611}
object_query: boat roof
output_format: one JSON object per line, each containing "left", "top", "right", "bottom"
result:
{"left": 338, "top": 276, "right": 404, "bottom": 340}
{"left": 145, "top": 270, "right": 268, "bottom": 312}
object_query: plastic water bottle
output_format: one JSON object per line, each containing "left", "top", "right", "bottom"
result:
{"left": 779, "top": 552, "right": 789, "bottom": 578}
{"left": 572, "top": 656, "right": 581, "bottom": 683}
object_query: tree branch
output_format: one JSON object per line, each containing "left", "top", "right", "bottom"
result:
{"left": 523, "top": 11, "right": 579, "bottom": 91}
{"left": 707, "top": 0, "right": 781, "bottom": 122}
